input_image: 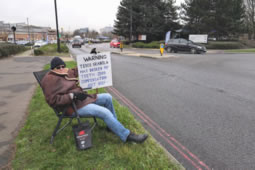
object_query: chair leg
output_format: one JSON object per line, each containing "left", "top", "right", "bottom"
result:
{"left": 93, "top": 117, "right": 97, "bottom": 124}
{"left": 91, "top": 117, "right": 97, "bottom": 131}
{"left": 50, "top": 117, "right": 63, "bottom": 144}
{"left": 50, "top": 118, "right": 73, "bottom": 144}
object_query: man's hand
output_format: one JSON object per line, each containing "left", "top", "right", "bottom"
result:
{"left": 73, "top": 92, "right": 89, "bottom": 101}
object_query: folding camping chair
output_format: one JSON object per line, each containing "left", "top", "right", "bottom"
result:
{"left": 33, "top": 70, "right": 97, "bottom": 144}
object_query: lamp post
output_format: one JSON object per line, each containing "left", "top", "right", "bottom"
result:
{"left": 27, "top": 18, "right": 31, "bottom": 43}
{"left": 54, "top": 0, "right": 61, "bottom": 53}
{"left": 11, "top": 26, "right": 16, "bottom": 44}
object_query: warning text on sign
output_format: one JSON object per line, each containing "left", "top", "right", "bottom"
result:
{"left": 77, "top": 52, "right": 112, "bottom": 89}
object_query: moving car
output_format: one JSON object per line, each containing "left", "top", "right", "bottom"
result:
{"left": 72, "top": 39, "right": 82, "bottom": 48}
{"left": 110, "top": 39, "right": 120, "bottom": 48}
{"left": 165, "top": 38, "right": 206, "bottom": 54}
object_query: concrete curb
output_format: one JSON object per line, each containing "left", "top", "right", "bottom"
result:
{"left": 111, "top": 51, "right": 177, "bottom": 59}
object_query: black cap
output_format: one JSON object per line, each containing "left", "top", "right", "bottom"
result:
{"left": 50, "top": 57, "right": 66, "bottom": 69}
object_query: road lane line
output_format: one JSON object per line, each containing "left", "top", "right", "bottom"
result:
{"left": 107, "top": 87, "right": 203, "bottom": 170}
{"left": 108, "top": 86, "right": 210, "bottom": 170}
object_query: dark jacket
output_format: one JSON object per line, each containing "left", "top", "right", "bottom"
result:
{"left": 41, "top": 67, "right": 97, "bottom": 115}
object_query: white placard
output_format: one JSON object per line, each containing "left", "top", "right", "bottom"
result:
{"left": 138, "top": 35, "right": 147, "bottom": 41}
{"left": 77, "top": 52, "right": 112, "bottom": 89}
{"left": 189, "top": 34, "right": 208, "bottom": 43}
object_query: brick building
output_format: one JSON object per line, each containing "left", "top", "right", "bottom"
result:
{"left": 0, "top": 21, "right": 57, "bottom": 42}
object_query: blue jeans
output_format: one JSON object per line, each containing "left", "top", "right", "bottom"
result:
{"left": 77, "top": 93, "right": 130, "bottom": 142}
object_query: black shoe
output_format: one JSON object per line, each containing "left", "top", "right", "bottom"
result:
{"left": 127, "top": 132, "right": 148, "bottom": 143}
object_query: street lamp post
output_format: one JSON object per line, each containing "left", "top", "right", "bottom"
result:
{"left": 11, "top": 26, "right": 16, "bottom": 44}
{"left": 54, "top": 0, "right": 61, "bottom": 53}
{"left": 27, "top": 18, "right": 31, "bottom": 43}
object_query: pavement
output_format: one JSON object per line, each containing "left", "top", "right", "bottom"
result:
{"left": 0, "top": 51, "right": 53, "bottom": 169}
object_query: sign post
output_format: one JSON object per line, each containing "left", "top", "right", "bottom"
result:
{"left": 76, "top": 52, "right": 112, "bottom": 90}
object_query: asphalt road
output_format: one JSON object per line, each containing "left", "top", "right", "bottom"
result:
{"left": 70, "top": 44, "right": 255, "bottom": 169}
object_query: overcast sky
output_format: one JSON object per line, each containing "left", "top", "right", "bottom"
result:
{"left": 1, "top": 0, "right": 183, "bottom": 32}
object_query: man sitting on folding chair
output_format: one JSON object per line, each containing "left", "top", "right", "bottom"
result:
{"left": 41, "top": 57, "right": 148, "bottom": 143}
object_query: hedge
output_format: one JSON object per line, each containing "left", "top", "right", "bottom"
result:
{"left": 132, "top": 41, "right": 162, "bottom": 48}
{"left": 205, "top": 41, "right": 245, "bottom": 49}
{"left": 0, "top": 43, "right": 27, "bottom": 59}
{"left": 34, "top": 43, "right": 69, "bottom": 56}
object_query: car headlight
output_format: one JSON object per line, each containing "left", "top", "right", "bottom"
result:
{"left": 197, "top": 46, "right": 202, "bottom": 49}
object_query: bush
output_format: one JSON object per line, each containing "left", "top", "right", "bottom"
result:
{"left": 205, "top": 41, "right": 245, "bottom": 49}
{"left": 34, "top": 49, "right": 44, "bottom": 55}
{"left": 0, "top": 43, "right": 27, "bottom": 59}
{"left": 132, "top": 41, "right": 161, "bottom": 48}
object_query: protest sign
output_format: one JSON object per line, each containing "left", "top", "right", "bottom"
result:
{"left": 76, "top": 52, "right": 112, "bottom": 89}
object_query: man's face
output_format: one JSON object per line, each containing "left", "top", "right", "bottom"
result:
{"left": 53, "top": 65, "right": 67, "bottom": 73}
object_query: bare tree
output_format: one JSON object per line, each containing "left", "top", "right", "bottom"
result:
{"left": 246, "top": 0, "right": 255, "bottom": 39}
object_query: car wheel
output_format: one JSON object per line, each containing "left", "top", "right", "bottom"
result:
{"left": 191, "top": 48, "right": 197, "bottom": 54}
{"left": 166, "top": 47, "right": 172, "bottom": 53}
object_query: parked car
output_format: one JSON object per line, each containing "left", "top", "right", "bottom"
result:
{"left": 33, "top": 40, "right": 48, "bottom": 48}
{"left": 72, "top": 39, "right": 82, "bottom": 48}
{"left": 165, "top": 38, "right": 206, "bottom": 54}
{"left": 16, "top": 40, "right": 30, "bottom": 45}
{"left": 110, "top": 39, "right": 120, "bottom": 48}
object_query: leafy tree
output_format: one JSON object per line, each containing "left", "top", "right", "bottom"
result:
{"left": 213, "top": 0, "right": 245, "bottom": 38}
{"left": 113, "top": 0, "right": 180, "bottom": 41}
{"left": 180, "top": 0, "right": 212, "bottom": 33}
{"left": 181, "top": 0, "right": 245, "bottom": 38}
{"left": 245, "top": 0, "right": 255, "bottom": 39}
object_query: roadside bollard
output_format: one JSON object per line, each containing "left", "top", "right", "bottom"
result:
{"left": 120, "top": 41, "right": 123, "bottom": 52}
{"left": 160, "top": 43, "right": 164, "bottom": 56}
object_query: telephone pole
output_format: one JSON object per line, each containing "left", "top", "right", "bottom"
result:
{"left": 54, "top": 0, "right": 61, "bottom": 52}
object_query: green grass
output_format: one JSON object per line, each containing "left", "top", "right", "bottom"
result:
{"left": 12, "top": 61, "right": 180, "bottom": 169}
{"left": 224, "top": 48, "right": 255, "bottom": 53}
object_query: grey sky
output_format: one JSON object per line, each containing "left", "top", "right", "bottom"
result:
{"left": 1, "top": 0, "right": 183, "bottom": 32}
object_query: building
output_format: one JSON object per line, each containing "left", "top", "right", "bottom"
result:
{"left": 0, "top": 21, "right": 57, "bottom": 42}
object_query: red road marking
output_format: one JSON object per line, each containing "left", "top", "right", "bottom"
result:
{"left": 107, "top": 86, "right": 210, "bottom": 170}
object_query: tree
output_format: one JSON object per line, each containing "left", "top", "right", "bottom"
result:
{"left": 246, "top": 0, "right": 255, "bottom": 39}
{"left": 181, "top": 0, "right": 245, "bottom": 38}
{"left": 180, "top": 0, "right": 212, "bottom": 33}
{"left": 113, "top": 0, "right": 179, "bottom": 41}
{"left": 73, "top": 29, "right": 81, "bottom": 37}
{"left": 213, "top": 0, "right": 245, "bottom": 38}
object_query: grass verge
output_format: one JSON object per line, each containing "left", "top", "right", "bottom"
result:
{"left": 12, "top": 61, "right": 180, "bottom": 169}
{"left": 224, "top": 48, "right": 255, "bottom": 53}
{"left": 34, "top": 43, "right": 69, "bottom": 57}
